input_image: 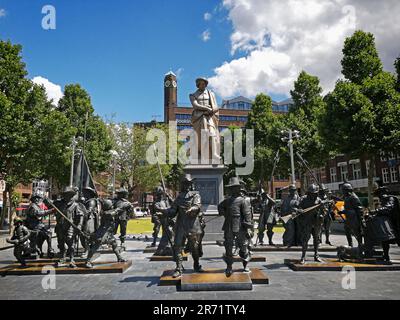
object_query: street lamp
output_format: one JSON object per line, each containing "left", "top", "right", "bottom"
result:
{"left": 110, "top": 150, "right": 119, "bottom": 198}
{"left": 281, "top": 129, "right": 300, "bottom": 185}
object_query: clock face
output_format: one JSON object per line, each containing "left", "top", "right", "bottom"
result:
{"left": 164, "top": 80, "right": 171, "bottom": 88}
{"left": 172, "top": 81, "right": 177, "bottom": 88}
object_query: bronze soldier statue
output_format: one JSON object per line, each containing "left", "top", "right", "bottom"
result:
{"left": 150, "top": 189, "right": 163, "bottom": 247}
{"left": 6, "top": 217, "right": 31, "bottom": 267}
{"left": 319, "top": 185, "right": 335, "bottom": 246}
{"left": 296, "top": 184, "right": 325, "bottom": 264}
{"left": 80, "top": 187, "right": 99, "bottom": 257}
{"left": 85, "top": 199, "right": 127, "bottom": 268}
{"left": 113, "top": 188, "right": 133, "bottom": 249}
{"left": 151, "top": 186, "right": 174, "bottom": 256}
{"left": 157, "top": 174, "right": 204, "bottom": 278}
{"left": 281, "top": 185, "right": 301, "bottom": 247}
{"left": 340, "top": 183, "right": 364, "bottom": 250}
{"left": 257, "top": 190, "right": 277, "bottom": 246}
{"left": 218, "top": 177, "right": 254, "bottom": 276}
{"left": 366, "top": 185, "right": 400, "bottom": 263}
{"left": 25, "top": 192, "right": 55, "bottom": 258}
{"left": 55, "top": 187, "right": 87, "bottom": 268}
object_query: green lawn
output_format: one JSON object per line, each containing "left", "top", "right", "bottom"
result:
{"left": 120, "top": 218, "right": 285, "bottom": 235}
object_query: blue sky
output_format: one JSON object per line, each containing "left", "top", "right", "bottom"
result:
{"left": 1, "top": 1, "right": 398, "bottom": 123}
{"left": 0, "top": 0, "right": 264, "bottom": 122}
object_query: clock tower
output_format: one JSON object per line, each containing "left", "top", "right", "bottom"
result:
{"left": 164, "top": 71, "right": 177, "bottom": 123}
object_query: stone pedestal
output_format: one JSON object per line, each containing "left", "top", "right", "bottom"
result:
{"left": 184, "top": 164, "right": 226, "bottom": 241}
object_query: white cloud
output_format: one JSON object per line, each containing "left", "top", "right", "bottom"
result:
{"left": 32, "top": 76, "right": 63, "bottom": 105}
{"left": 175, "top": 68, "right": 184, "bottom": 79}
{"left": 201, "top": 29, "right": 211, "bottom": 42}
{"left": 209, "top": 0, "right": 400, "bottom": 99}
{"left": 204, "top": 12, "right": 212, "bottom": 21}
{"left": 0, "top": 9, "right": 6, "bottom": 17}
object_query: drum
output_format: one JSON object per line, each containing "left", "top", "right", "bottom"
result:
{"left": 365, "top": 215, "right": 396, "bottom": 244}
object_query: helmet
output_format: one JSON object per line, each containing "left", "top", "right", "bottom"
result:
{"left": 13, "top": 217, "right": 24, "bottom": 225}
{"left": 319, "top": 184, "right": 328, "bottom": 191}
{"left": 102, "top": 199, "right": 113, "bottom": 211}
{"left": 154, "top": 186, "right": 164, "bottom": 195}
{"left": 289, "top": 184, "right": 297, "bottom": 191}
{"left": 342, "top": 183, "right": 353, "bottom": 192}
{"left": 116, "top": 188, "right": 128, "bottom": 196}
{"left": 83, "top": 186, "right": 97, "bottom": 197}
{"left": 307, "top": 184, "right": 319, "bottom": 194}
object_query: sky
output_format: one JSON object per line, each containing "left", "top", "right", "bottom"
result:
{"left": 0, "top": 0, "right": 399, "bottom": 123}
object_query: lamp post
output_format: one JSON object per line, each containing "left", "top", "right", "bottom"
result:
{"left": 281, "top": 129, "right": 300, "bottom": 185}
{"left": 110, "top": 150, "right": 119, "bottom": 198}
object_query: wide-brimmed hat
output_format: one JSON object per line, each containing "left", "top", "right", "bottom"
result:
{"left": 226, "top": 177, "right": 242, "bottom": 188}
{"left": 195, "top": 77, "right": 209, "bottom": 87}
{"left": 116, "top": 188, "right": 128, "bottom": 195}
{"left": 83, "top": 186, "right": 97, "bottom": 196}
{"left": 181, "top": 174, "right": 195, "bottom": 183}
{"left": 374, "top": 185, "right": 390, "bottom": 196}
{"left": 62, "top": 186, "right": 78, "bottom": 196}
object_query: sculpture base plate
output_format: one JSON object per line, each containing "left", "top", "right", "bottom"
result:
{"left": 251, "top": 245, "right": 337, "bottom": 252}
{"left": 0, "top": 260, "right": 132, "bottom": 276}
{"left": 149, "top": 254, "right": 188, "bottom": 262}
{"left": 285, "top": 258, "right": 400, "bottom": 271}
{"left": 143, "top": 246, "right": 157, "bottom": 253}
{"left": 23, "top": 253, "right": 100, "bottom": 262}
{"left": 159, "top": 268, "right": 269, "bottom": 289}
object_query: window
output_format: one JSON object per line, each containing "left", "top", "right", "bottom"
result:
{"left": 330, "top": 167, "right": 337, "bottom": 183}
{"left": 382, "top": 168, "right": 390, "bottom": 184}
{"left": 380, "top": 152, "right": 386, "bottom": 162}
{"left": 351, "top": 162, "right": 361, "bottom": 180}
{"left": 340, "top": 165, "right": 348, "bottom": 182}
{"left": 388, "top": 152, "right": 396, "bottom": 160}
{"left": 390, "top": 167, "right": 398, "bottom": 183}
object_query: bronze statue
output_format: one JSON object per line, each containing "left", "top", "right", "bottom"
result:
{"left": 6, "top": 217, "right": 31, "bottom": 267}
{"left": 25, "top": 192, "right": 55, "bottom": 258}
{"left": 257, "top": 190, "right": 277, "bottom": 246}
{"left": 55, "top": 186, "right": 86, "bottom": 268}
{"left": 85, "top": 199, "right": 126, "bottom": 268}
{"left": 189, "top": 77, "right": 220, "bottom": 162}
{"left": 340, "top": 183, "right": 364, "bottom": 250}
{"left": 281, "top": 185, "right": 301, "bottom": 247}
{"left": 319, "top": 185, "right": 335, "bottom": 246}
{"left": 113, "top": 188, "right": 133, "bottom": 249}
{"left": 296, "top": 184, "right": 325, "bottom": 264}
{"left": 366, "top": 185, "right": 400, "bottom": 263}
{"left": 218, "top": 177, "right": 254, "bottom": 276}
{"left": 151, "top": 186, "right": 174, "bottom": 256}
{"left": 80, "top": 187, "right": 99, "bottom": 257}
{"left": 157, "top": 174, "right": 204, "bottom": 278}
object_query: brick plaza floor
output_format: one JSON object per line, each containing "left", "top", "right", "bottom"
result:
{"left": 0, "top": 232, "right": 399, "bottom": 300}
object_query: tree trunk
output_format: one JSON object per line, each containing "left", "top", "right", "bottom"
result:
{"left": 8, "top": 186, "right": 16, "bottom": 234}
{"left": 367, "top": 154, "right": 376, "bottom": 210}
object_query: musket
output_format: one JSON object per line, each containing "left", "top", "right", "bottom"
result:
{"left": 280, "top": 200, "right": 334, "bottom": 224}
{"left": 47, "top": 200, "right": 90, "bottom": 240}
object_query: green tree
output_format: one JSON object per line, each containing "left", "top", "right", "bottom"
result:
{"left": 395, "top": 55, "right": 400, "bottom": 92}
{"left": 246, "top": 94, "right": 285, "bottom": 191}
{"left": 321, "top": 31, "right": 400, "bottom": 207}
{"left": 341, "top": 30, "right": 383, "bottom": 85}
{"left": 107, "top": 122, "right": 171, "bottom": 200}
{"left": 57, "top": 84, "right": 112, "bottom": 176}
{"left": 288, "top": 71, "right": 328, "bottom": 189}
{"left": 0, "top": 40, "right": 76, "bottom": 228}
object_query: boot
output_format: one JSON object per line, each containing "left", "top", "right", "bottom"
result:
{"left": 314, "top": 254, "right": 323, "bottom": 263}
{"left": 300, "top": 253, "right": 306, "bottom": 265}
{"left": 242, "top": 260, "right": 251, "bottom": 273}
{"left": 267, "top": 231, "right": 274, "bottom": 246}
{"left": 193, "top": 259, "right": 203, "bottom": 273}
{"left": 225, "top": 263, "right": 233, "bottom": 277}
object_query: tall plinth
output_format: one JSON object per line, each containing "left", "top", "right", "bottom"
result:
{"left": 184, "top": 164, "right": 226, "bottom": 241}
